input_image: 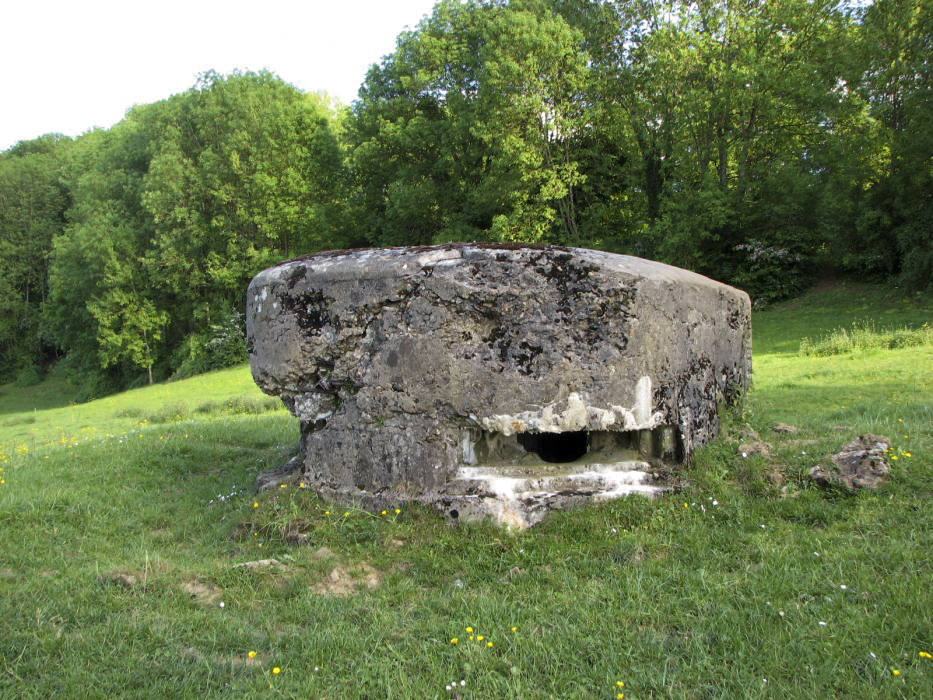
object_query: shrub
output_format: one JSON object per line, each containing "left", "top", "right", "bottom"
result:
{"left": 13, "top": 365, "right": 42, "bottom": 387}
{"left": 731, "top": 239, "right": 808, "bottom": 308}
{"left": 145, "top": 402, "right": 190, "bottom": 424}
{"left": 194, "top": 396, "right": 281, "bottom": 417}
{"left": 800, "top": 321, "right": 933, "bottom": 356}
{"left": 172, "top": 311, "right": 248, "bottom": 380}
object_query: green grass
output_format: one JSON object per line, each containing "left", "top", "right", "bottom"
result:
{"left": 799, "top": 321, "right": 932, "bottom": 357}
{"left": 0, "top": 365, "right": 283, "bottom": 449}
{"left": 1, "top": 282, "right": 931, "bottom": 698}
{"left": 752, "top": 279, "right": 931, "bottom": 355}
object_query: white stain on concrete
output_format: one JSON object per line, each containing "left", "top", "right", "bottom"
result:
{"left": 478, "top": 377, "right": 664, "bottom": 436}
{"left": 452, "top": 462, "right": 662, "bottom": 529}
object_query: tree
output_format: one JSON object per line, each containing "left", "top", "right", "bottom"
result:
{"left": 44, "top": 70, "right": 351, "bottom": 394}
{"left": 44, "top": 119, "right": 159, "bottom": 394}
{"left": 556, "top": 0, "right": 861, "bottom": 299}
{"left": 140, "top": 71, "right": 350, "bottom": 348}
{"left": 0, "top": 134, "right": 71, "bottom": 376}
{"left": 348, "top": 0, "right": 591, "bottom": 246}
{"left": 832, "top": 0, "right": 933, "bottom": 288}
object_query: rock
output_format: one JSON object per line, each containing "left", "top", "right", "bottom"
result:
{"left": 246, "top": 244, "right": 751, "bottom": 527}
{"left": 809, "top": 435, "right": 891, "bottom": 491}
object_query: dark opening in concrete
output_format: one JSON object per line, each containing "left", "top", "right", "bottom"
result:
{"left": 518, "top": 431, "right": 589, "bottom": 463}
{"left": 463, "top": 425, "right": 681, "bottom": 468}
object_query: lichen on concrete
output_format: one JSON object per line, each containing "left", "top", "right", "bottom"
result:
{"left": 246, "top": 244, "right": 752, "bottom": 527}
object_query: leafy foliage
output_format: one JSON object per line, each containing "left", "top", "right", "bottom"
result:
{"left": 172, "top": 311, "right": 249, "bottom": 380}
{"left": 36, "top": 72, "right": 347, "bottom": 394}
{"left": 0, "top": 134, "right": 72, "bottom": 376}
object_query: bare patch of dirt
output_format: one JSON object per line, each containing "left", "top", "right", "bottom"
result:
{"left": 501, "top": 566, "right": 525, "bottom": 582}
{"left": 100, "top": 570, "right": 142, "bottom": 589}
{"left": 313, "top": 562, "right": 382, "bottom": 597}
{"left": 233, "top": 559, "right": 288, "bottom": 572}
{"left": 739, "top": 440, "right": 772, "bottom": 458}
{"left": 182, "top": 578, "right": 223, "bottom": 605}
{"left": 766, "top": 467, "right": 786, "bottom": 488}
{"left": 312, "top": 546, "right": 334, "bottom": 560}
{"left": 182, "top": 646, "right": 264, "bottom": 669}
{"left": 285, "top": 531, "right": 310, "bottom": 545}
{"left": 736, "top": 426, "right": 773, "bottom": 458}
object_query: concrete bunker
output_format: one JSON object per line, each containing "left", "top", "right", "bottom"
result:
{"left": 246, "top": 244, "right": 751, "bottom": 528}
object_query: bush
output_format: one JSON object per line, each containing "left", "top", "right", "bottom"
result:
{"left": 146, "top": 402, "right": 190, "bottom": 424}
{"left": 800, "top": 321, "right": 933, "bottom": 356}
{"left": 13, "top": 365, "right": 42, "bottom": 387}
{"left": 194, "top": 396, "right": 281, "bottom": 416}
{"left": 731, "top": 238, "right": 809, "bottom": 308}
{"left": 172, "top": 311, "right": 248, "bottom": 380}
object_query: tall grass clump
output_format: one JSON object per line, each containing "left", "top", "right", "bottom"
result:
{"left": 800, "top": 321, "right": 933, "bottom": 357}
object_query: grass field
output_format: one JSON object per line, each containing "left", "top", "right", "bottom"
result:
{"left": 1, "top": 281, "right": 931, "bottom": 698}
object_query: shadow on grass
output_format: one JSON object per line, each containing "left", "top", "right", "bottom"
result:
{"left": 753, "top": 280, "right": 933, "bottom": 355}
{"left": 0, "top": 377, "right": 77, "bottom": 416}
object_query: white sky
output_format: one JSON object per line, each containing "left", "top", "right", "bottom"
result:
{"left": 1, "top": 0, "right": 438, "bottom": 151}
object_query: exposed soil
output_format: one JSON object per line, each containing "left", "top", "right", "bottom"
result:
{"left": 182, "top": 578, "right": 223, "bottom": 605}
{"left": 312, "top": 562, "right": 381, "bottom": 597}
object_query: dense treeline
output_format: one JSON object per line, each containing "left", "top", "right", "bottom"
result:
{"left": 1, "top": 0, "right": 930, "bottom": 396}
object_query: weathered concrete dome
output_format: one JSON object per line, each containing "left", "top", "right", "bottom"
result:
{"left": 247, "top": 245, "right": 751, "bottom": 527}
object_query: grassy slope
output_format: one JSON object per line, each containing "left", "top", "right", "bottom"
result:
{"left": 0, "top": 282, "right": 931, "bottom": 699}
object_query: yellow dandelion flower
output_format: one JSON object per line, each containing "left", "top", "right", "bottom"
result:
{"left": 903, "top": 452, "right": 912, "bottom": 458}
{"left": 394, "top": 508, "right": 401, "bottom": 514}
{"left": 299, "top": 482, "right": 307, "bottom": 488}
{"left": 465, "top": 627, "right": 473, "bottom": 634}
{"left": 919, "top": 651, "right": 932, "bottom": 659}
{"left": 451, "top": 638, "right": 459, "bottom": 645}
{"left": 683, "top": 502, "right": 689, "bottom": 509}
{"left": 486, "top": 642, "right": 493, "bottom": 648}
{"left": 616, "top": 681, "right": 625, "bottom": 688}
{"left": 892, "top": 669, "right": 901, "bottom": 677}
{"left": 252, "top": 501, "right": 259, "bottom": 509}
{"left": 511, "top": 626, "right": 518, "bottom": 633}
{"left": 280, "top": 483, "right": 288, "bottom": 489}
{"left": 477, "top": 635, "right": 484, "bottom": 642}
{"left": 343, "top": 511, "right": 350, "bottom": 517}
{"left": 381, "top": 510, "right": 388, "bottom": 516}
{"left": 248, "top": 651, "right": 257, "bottom": 659}
{"left": 617, "top": 694, "right": 624, "bottom": 699}
{"left": 272, "top": 666, "right": 281, "bottom": 675}
{"left": 468, "top": 635, "right": 474, "bottom": 641}
{"left": 324, "top": 510, "right": 331, "bottom": 516}
{"left": 891, "top": 455, "right": 899, "bottom": 461}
